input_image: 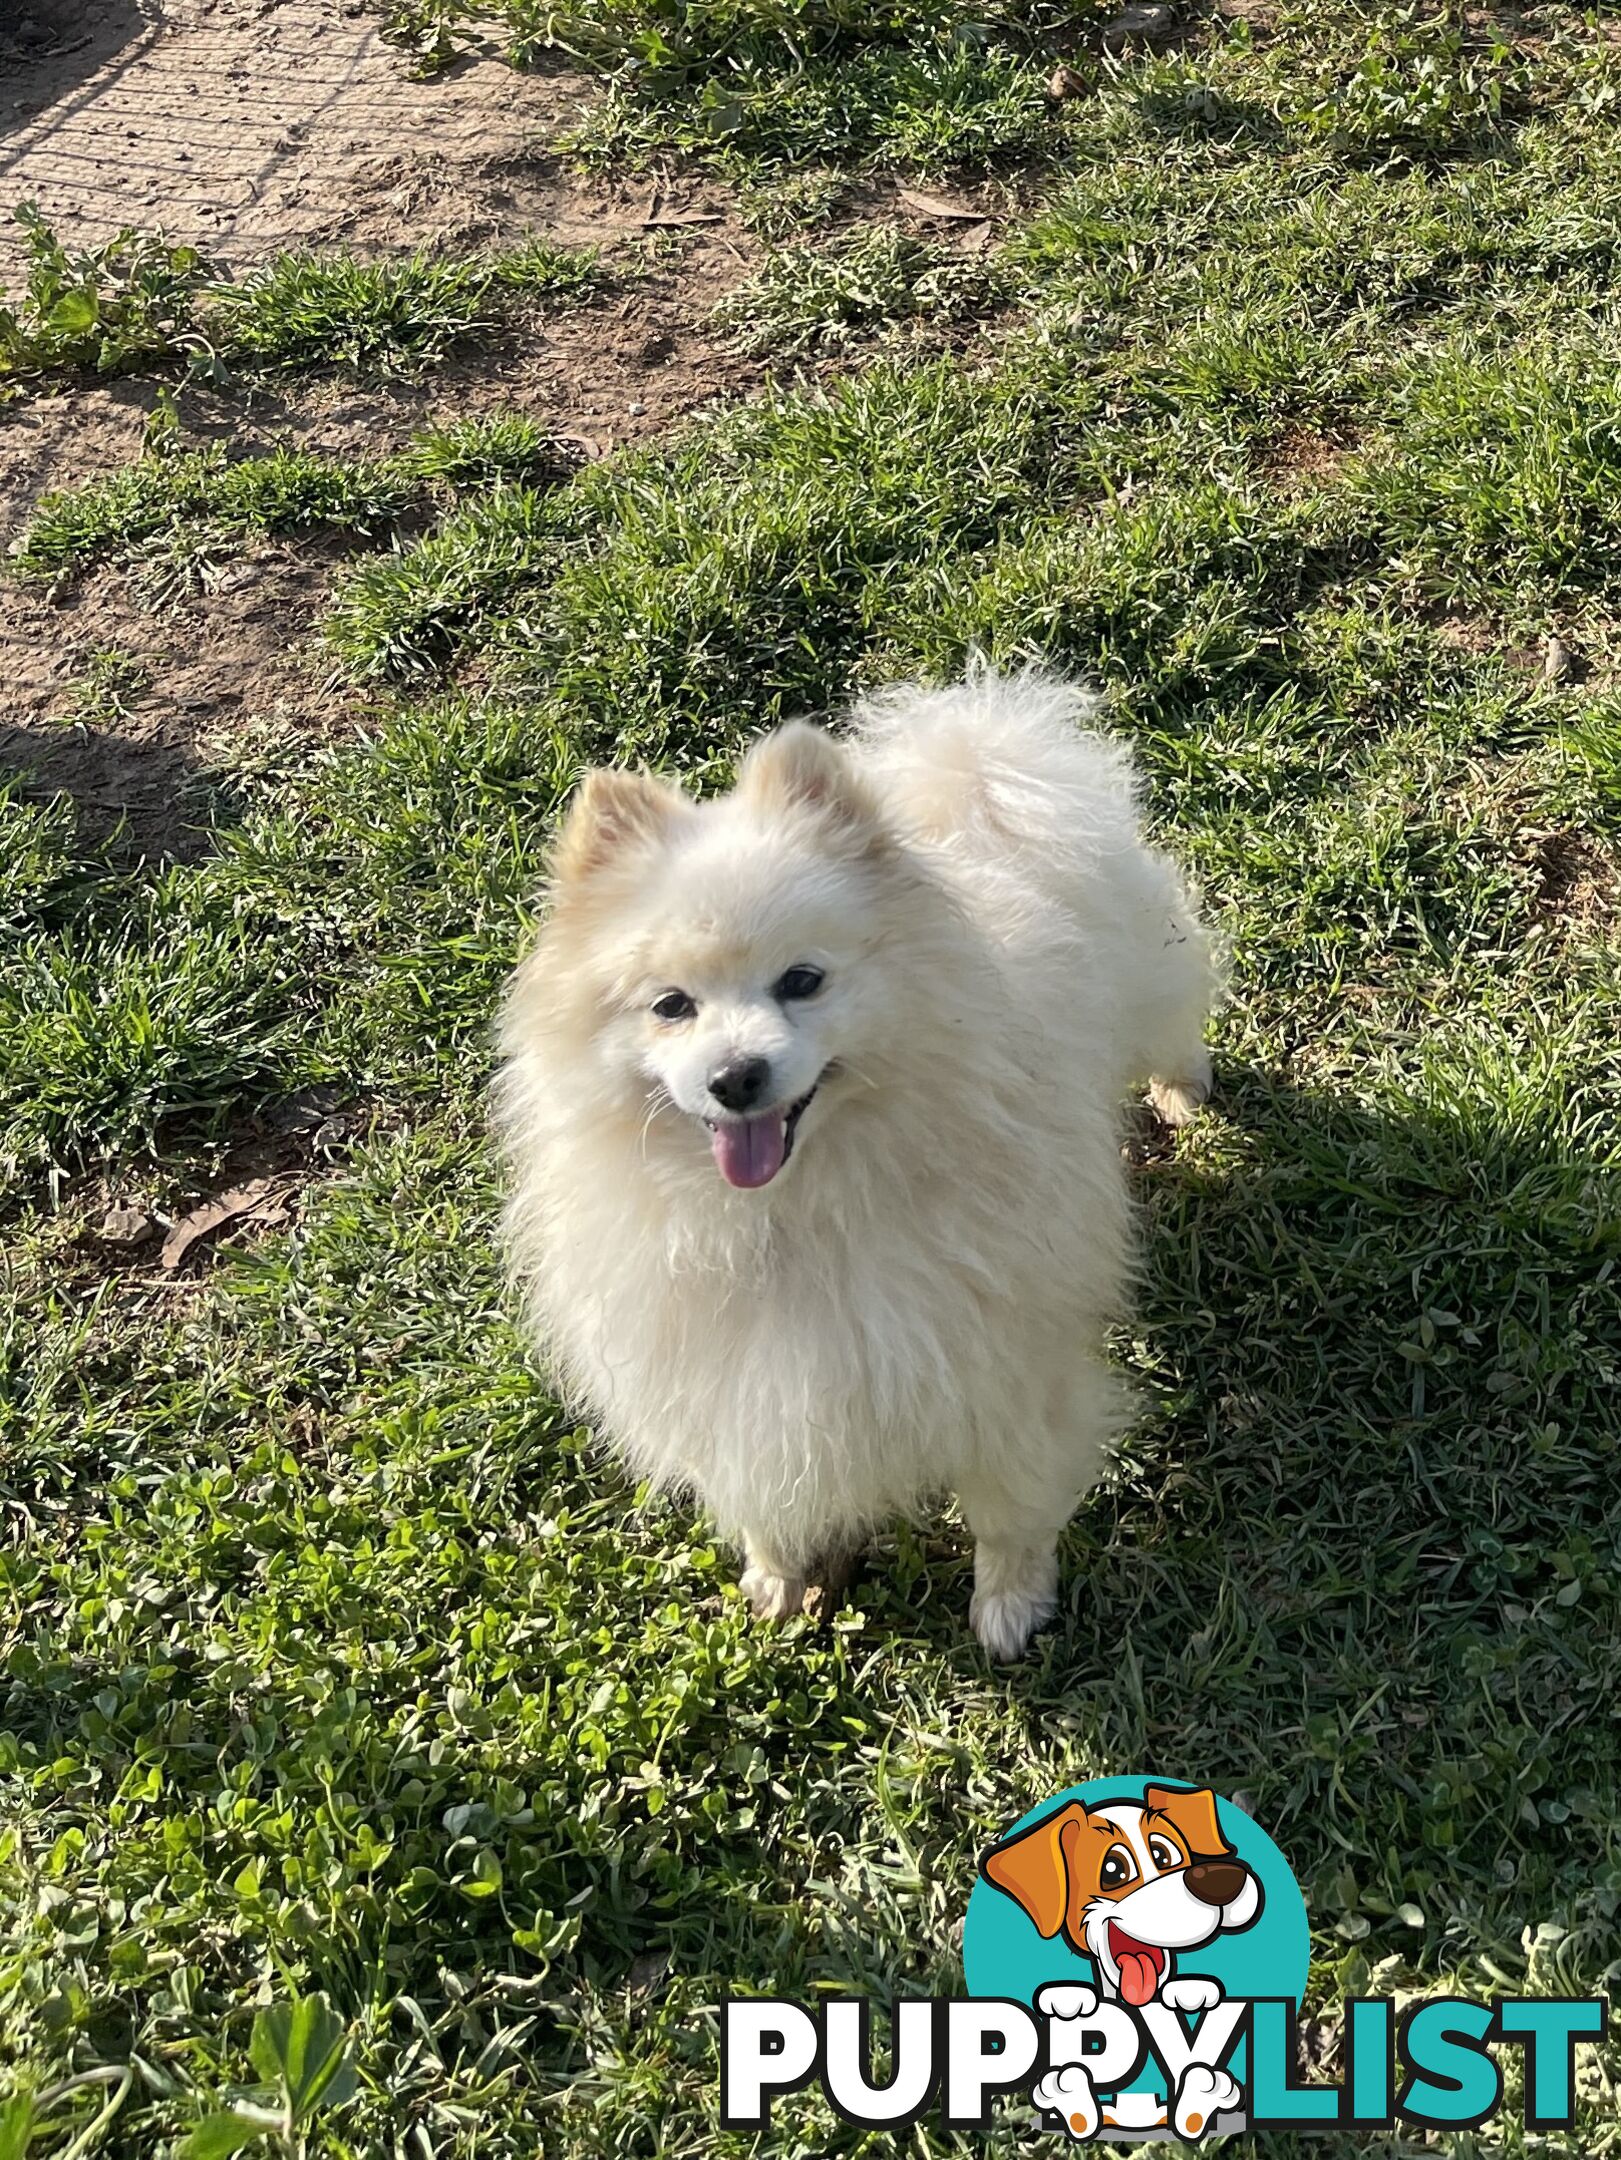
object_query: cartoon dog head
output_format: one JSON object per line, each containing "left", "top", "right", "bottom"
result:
{"left": 981, "top": 1785, "right": 1262, "bottom": 2007}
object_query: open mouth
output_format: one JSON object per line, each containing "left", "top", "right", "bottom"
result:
{"left": 704, "top": 1083, "right": 819, "bottom": 1190}
{"left": 1106, "top": 1923, "right": 1167, "bottom": 2008}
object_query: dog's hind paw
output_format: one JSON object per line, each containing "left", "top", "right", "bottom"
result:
{"left": 971, "top": 1581, "right": 1057, "bottom": 1662}
{"left": 740, "top": 1565, "right": 808, "bottom": 1620}
{"left": 1148, "top": 1062, "right": 1211, "bottom": 1129}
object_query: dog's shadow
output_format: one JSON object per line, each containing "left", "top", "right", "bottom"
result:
{"left": 890, "top": 1056, "right": 1618, "bottom": 1937}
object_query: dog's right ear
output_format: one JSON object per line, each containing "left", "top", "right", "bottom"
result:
{"left": 552, "top": 768, "right": 691, "bottom": 887}
{"left": 980, "top": 1803, "right": 1086, "bottom": 1940}
{"left": 735, "top": 723, "right": 884, "bottom": 849}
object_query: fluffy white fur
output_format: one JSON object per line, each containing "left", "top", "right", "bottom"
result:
{"left": 495, "top": 666, "right": 1214, "bottom": 1659}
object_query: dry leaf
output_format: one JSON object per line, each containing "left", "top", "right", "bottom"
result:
{"left": 627, "top": 1950, "right": 671, "bottom": 1994}
{"left": 159, "top": 1179, "right": 293, "bottom": 1271}
{"left": 1101, "top": 1, "right": 1178, "bottom": 51}
{"left": 896, "top": 188, "right": 993, "bottom": 222}
{"left": 99, "top": 1204, "right": 155, "bottom": 1247}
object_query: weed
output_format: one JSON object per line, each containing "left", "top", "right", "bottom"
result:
{"left": 735, "top": 168, "right": 845, "bottom": 240}
{"left": 62, "top": 648, "right": 152, "bottom": 728}
{"left": 0, "top": 201, "right": 212, "bottom": 380}
{"left": 0, "top": 207, "right": 603, "bottom": 387}
{"left": 1291, "top": 3, "right": 1529, "bottom": 156}
{"left": 712, "top": 223, "right": 1008, "bottom": 357}
{"left": 375, "top": 0, "right": 490, "bottom": 76}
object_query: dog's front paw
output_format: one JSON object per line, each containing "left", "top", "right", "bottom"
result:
{"left": 1036, "top": 1982, "right": 1099, "bottom": 2022}
{"left": 1173, "top": 2064, "right": 1240, "bottom": 2142}
{"left": 971, "top": 1581, "right": 1057, "bottom": 1661}
{"left": 1033, "top": 2064, "right": 1099, "bottom": 2141}
{"left": 1160, "top": 1976, "right": 1222, "bottom": 2015}
{"left": 739, "top": 1565, "right": 808, "bottom": 1620}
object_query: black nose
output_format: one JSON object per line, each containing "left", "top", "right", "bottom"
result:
{"left": 1185, "top": 1860, "right": 1248, "bottom": 1908}
{"left": 709, "top": 1056, "right": 771, "bottom": 1113}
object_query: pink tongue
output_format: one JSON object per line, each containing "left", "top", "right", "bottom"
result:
{"left": 1117, "top": 1949, "right": 1160, "bottom": 2007}
{"left": 711, "top": 1112, "right": 787, "bottom": 1189}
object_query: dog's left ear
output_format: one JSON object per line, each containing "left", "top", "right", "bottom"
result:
{"left": 980, "top": 1803, "right": 1088, "bottom": 1939}
{"left": 1144, "top": 1784, "right": 1232, "bottom": 1861}
{"left": 735, "top": 723, "right": 884, "bottom": 849}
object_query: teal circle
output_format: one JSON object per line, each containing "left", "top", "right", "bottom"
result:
{"left": 963, "top": 1777, "right": 1310, "bottom": 2106}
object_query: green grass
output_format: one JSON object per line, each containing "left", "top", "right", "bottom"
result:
{"left": 62, "top": 649, "right": 153, "bottom": 729}
{"left": 0, "top": 219, "right": 602, "bottom": 386}
{"left": 368, "top": 0, "right": 1619, "bottom": 178}
{"left": 15, "top": 417, "right": 581, "bottom": 590}
{"left": 205, "top": 240, "right": 600, "bottom": 374}
{"left": 711, "top": 223, "right": 1008, "bottom": 356}
{"left": 5, "top": 3, "right": 1621, "bottom": 2154}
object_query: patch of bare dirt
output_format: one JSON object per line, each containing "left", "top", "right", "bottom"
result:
{"left": 0, "top": 196, "right": 767, "bottom": 862}
{"left": 0, "top": 0, "right": 1022, "bottom": 866}
{"left": 1259, "top": 423, "right": 1357, "bottom": 491}
{"left": 0, "top": 539, "right": 369, "bottom": 857}
{"left": 1432, "top": 611, "right": 1503, "bottom": 656}
{"left": 36, "top": 1088, "right": 382, "bottom": 1297}
{"left": 1527, "top": 826, "right": 1620, "bottom": 930}
{"left": 0, "top": 205, "right": 763, "bottom": 544}
{"left": 226, "top": 202, "right": 767, "bottom": 464}
{"left": 1429, "top": 608, "right": 1548, "bottom": 672}
{"left": 0, "top": 0, "right": 600, "bottom": 281}
{"left": 0, "top": 221, "right": 768, "bottom": 859}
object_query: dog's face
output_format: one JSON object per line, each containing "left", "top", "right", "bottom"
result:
{"left": 982, "top": 1785, "right": 1261, "bottom": 2006}
{"left": 541, "top": 723, "right": 933, "bottom": 1191}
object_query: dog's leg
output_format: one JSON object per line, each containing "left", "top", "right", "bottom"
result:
{"left": 959, "top": 1467, "right": 1062, "bottom": 1659}
{"left": 738, "top": 1531, "right": 809, "bottom": 1621}
{"left": 1148, "top": 1047, "right": 1211, "bottom": 1129}
{"left": 965, "top": 1523, "right": 1059, "bottom": 1662}
{"left": 959, "top": 1361, "right": 1120, "bottom": 1660}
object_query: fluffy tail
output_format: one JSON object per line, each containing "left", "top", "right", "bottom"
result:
{"left": 848, "top": 661, "right": 1142, "bottom": 875}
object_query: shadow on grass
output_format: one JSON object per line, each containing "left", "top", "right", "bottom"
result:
{"left": 0, "top": 716, "right": 243, "bottom": 863}
{"left": 1, "top": 1056, "right": 1614, "bottom": 2137}
{"left": 971, "top": 1058, "right": 1619, "bottom": 1976}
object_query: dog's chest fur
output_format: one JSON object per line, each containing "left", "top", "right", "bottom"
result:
{"left": 518, "top": 1080, "right": 1129, "bottom": 1558}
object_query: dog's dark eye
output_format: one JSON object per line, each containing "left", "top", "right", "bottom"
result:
{"left": 652, "top": 989, "right": 697, "bottom": 1022}
{"left": 775, "top": 964, "right": 825, "bottom": 1002}
{"left": 1148, "top": 1836, "right": 1181, "bottom": 1872}
{"left": 1100, "top": 1844, "right": 1135, "bottom": 1891}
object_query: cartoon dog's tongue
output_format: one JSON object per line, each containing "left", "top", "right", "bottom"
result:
{"left": 711, "top": 1112, "right": 787, "bottom": 1189}
{"left": 1109, "top": 1927, "right": 1164, "bottom": 2007}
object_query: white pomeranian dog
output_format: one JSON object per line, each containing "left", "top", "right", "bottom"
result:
{"left": 495, "top": 667, "right": 1214, "bottom": 1659}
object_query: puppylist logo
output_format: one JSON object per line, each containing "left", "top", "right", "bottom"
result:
{"left": 722, "top": 1776, "right": 1606, "bottom": 2141}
